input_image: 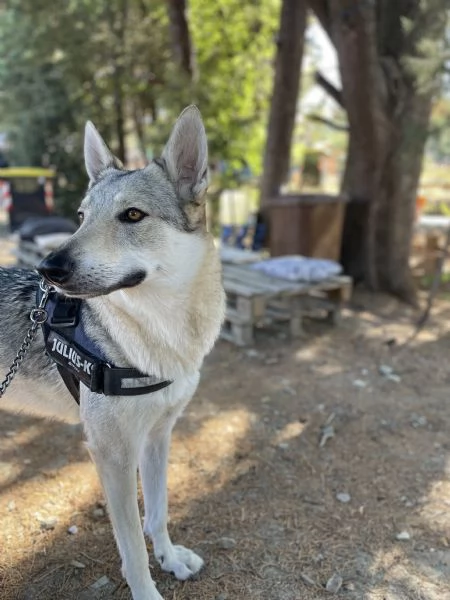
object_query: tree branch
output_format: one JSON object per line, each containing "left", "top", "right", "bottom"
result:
{"left": 315, "top": 71, "right": 345, "bottom": 109}
{"left": 307, "top": 113, "right": 348, "bottom": 131}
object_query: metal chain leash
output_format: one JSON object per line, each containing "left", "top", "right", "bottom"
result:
{"left": 0, "top": 280, "right": 52, "bottom": 398}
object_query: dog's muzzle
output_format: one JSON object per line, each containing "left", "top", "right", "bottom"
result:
{"left": 37, "top": 251, "right": 75, "bottom": 286}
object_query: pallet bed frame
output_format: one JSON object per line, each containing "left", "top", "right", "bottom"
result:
{"left": 221, "top": 263, "right": 352, "bottom": 346}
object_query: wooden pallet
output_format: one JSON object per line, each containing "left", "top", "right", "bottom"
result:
{"left": 221, "top": 263, "right": 352, "bottom": 346}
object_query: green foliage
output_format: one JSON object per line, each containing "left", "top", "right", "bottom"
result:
{"left": 190, "top": 0, "right": 279, "bottom": 176}
{"left": 0, "top": 0, "right": 280, "bottom": 215}
{"left": 427, "top": 97, "right": 450, "bottom": 162}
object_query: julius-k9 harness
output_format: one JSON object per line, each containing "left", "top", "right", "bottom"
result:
{"left": 36, "top": 285, "right": 172, "bottom": 404}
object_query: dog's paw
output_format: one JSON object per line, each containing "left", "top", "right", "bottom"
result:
{"left": 156, "top": 545, "right": 204, "bottom": 580}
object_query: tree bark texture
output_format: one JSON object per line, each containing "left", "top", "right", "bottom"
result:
{"left": 260, "top": 0, "right": 306, "bottom": 211}
{"left": 107, "top": 0, "right": 128, "bottom": 164}
{"left": 166, "top": 0, "right": 195, "bottom": 79}
{"left": 310, "top": 0, "right": 445, "bottom": 302}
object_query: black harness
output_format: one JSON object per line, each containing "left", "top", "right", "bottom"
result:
{"left": 36, "top": 287, "right": 172, "bottom": 404}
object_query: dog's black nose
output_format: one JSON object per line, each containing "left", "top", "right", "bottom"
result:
{"left": 37, "top": 251, "right": 74, "bottom": 285}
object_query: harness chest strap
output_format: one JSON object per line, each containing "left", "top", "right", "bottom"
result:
{"left": 36, "top": 287, "right": 172, "bottom": 404}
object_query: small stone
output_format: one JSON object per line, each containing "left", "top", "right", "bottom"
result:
{"left": 313, "top": 552, "right": 324, "bottom": 564}
{"left": 352, "top": 379, "right": 367, "bottom": 388}
{"left": 396, "top": 530, "right": 411, "bottom": 541}
{"left": 217, "top": 537, "right": 236, "bottom": 550}
{"left": 379, "top": 364, "right": 393, "bottom": 376}
{"left": 5, "top": 431, "right": 16, "bottom": 437}
{"left": 92, "top": 507, "right": 105, "bottom": 518}
{"left": 411, "top": 414, "right": 427, "bottom": 427}
{"left": 67, "top": 525, "right": 78, "bottom": 535}
{"left": 38, "top": 516, "right": 58, "bottom": 530}
{"left": 260, "top": 396, "right": 271, "bottom": 403}
{"left": 386, "top": 373, "right": 401, "bottom": 383}
{"left": 23, "top": 459, "right": 32, "bottom": 465}
{"left": 245, "top": 349, "right": 260, "bottom": 358}
{"left": 90, "top": 575, "right": 110, "bottom": 590}
{"left": 278, "top": 442, "right": 289, "bottom": 450}
{"left": 7, "top": 500, "right": 16, "bottom": 511}
{"left": 70, "top": 560, "right": 86, "bottom": 569}
{"left": 325, "top": 573, "right": 343, "bottom": 593}
{"left": 336, "top": 492, "right": 351, "bottom": 504}
{"left": 215, "top": 594, "right": 228, "bottom": 600}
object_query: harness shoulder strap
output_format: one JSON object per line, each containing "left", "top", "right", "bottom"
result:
{"left": 36, "top": 285, "right": 172, "bottom": 403}
{"left": 56, "top": 365, "right": 80, "bottom": 404}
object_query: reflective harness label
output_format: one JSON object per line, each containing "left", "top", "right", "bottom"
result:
{"left": 46, "top": 329, "right": 96, "bottom": 388}
{"left": 38, "top": 285, "right": 172, "bottom": 401}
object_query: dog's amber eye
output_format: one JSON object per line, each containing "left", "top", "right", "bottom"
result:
{"left": 120, "top": 208, "right": 147, "bottom": 223}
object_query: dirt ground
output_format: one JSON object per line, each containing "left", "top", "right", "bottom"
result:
{"left": 0, "top": 225, "right": 449, "bottom": 600}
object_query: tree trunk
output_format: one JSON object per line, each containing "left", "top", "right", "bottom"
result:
{"left": 166, "top": 0, "right": 195, "bottom": 79}
{"left": 310, "top": 0, "right": 445, "bottom": 302}
{"left": 107, "top": 0, "right": 128, "bottom": 164}
{"left": 113, "top": 75, "right": 126, "bottom": 164}
{"left": 259, "top": 0, "right": 306, "bottom": 212}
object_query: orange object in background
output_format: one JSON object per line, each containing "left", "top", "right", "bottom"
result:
{"left": 416, "top": 194, "right": 426, "bottom": 217}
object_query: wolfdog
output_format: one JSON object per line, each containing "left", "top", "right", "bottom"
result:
{"left": 0, "top": 106, "right": 225, "bottom": 600}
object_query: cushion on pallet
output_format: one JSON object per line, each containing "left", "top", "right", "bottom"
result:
{"left": 251, "top": 256, "right": 342, "bottom": 283}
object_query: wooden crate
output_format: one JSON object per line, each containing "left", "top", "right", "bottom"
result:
{"left": 221, "top": 263, "right": 352, "bottom": 346}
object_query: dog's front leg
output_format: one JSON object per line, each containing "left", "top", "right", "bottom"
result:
{"left": 86, "top": 429, "right": 163, "bottom": 600}
{"left": 139, "top": 425, "right": 204, "bottom": 580}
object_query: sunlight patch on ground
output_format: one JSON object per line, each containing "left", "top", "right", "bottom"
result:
{"left": 169, "top": 408, "right": 253, "bottom": 501}
{"left": 273, "top": 421, "right": 306, "bottom": 445}
{"left": 364, "top": 547, "right": 446, "bottom": 600}
{"left": 361, "top": 320, "right": 450, "bottom": 347}
{"left": 417, "top": 476, "right": 450, "bottom": 541}
{"left": 0, "top": 460, "right": 100, "bottom": 565}
{"left": 312, "top": 362, "right": 345, "bottom": 376}
{"left": 1, "top": 409, "right": 254, "bottom": 572}
{"left": 295, "top": 339, "right": 331, "bottom": 363}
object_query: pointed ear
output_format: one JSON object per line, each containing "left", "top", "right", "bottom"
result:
{"left": 84, "top": 121, "right": 123, "bottom": 183}
{"left": 161, "top": 105, "right": 208, "bottom": 204}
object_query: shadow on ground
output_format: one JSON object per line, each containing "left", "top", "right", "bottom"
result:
{"left": 1, "top": 297, "right": 450, "bottom": 599}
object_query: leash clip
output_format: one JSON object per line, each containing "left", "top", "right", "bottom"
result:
{"left": 30, "top": 307, "right": 48, "bottom": 324}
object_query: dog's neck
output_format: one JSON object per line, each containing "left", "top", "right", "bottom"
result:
{"left": 86, "top": 236, "right": 224, "bottom": 380}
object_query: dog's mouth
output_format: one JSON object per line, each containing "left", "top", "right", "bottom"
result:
{"left": 51, "top": 270, "right": 147, "bottom": 299}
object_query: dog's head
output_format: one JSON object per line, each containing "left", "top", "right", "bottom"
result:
{"left": 37, "top": 106, "right": 210, "bottom": 298}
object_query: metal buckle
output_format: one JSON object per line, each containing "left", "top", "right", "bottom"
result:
{"left": 50, "top": 298, "right": 80, "bottom": 328}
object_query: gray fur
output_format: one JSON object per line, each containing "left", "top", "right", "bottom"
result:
{"left": 84, "top": 120, "right": 123, "bottom": 183}
{"left": 0, "top": 105, "right": 225, "bottom": 600}
{"left": 161, "top": 105, "right": 208, "bottom": 204}
{"left": 0, "top": 269, "right": 56, "bottom": 380}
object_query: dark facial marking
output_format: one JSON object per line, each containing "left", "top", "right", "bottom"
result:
{"left": 109, "top": 270, "right": 146, "bottom": 291}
